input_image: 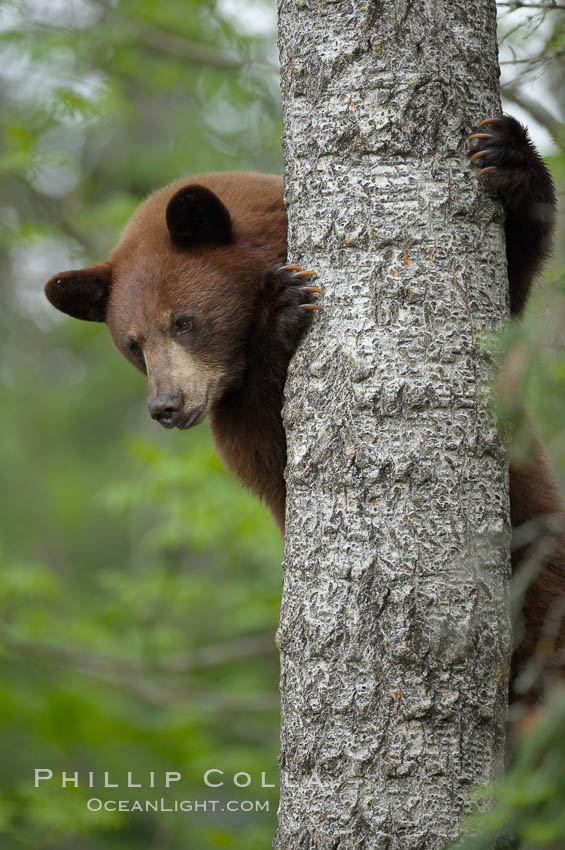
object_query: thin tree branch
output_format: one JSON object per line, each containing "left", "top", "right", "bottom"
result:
{"left": 502, "top": 86, "right": 564, "bottom": 142}
{"left": 130, "top": 23, "right": 246, "bottom": 71}
{"left": 13, "top": 174, "right": 99, "bottom": 256}
{"left": 0, "top": 629, "right": 274, "bottom": 676}
{"left": 160, "top": 634, "right": 276, "bottom": 673}
{"left": 497, "top": 1, "right": 565, "bottom": 8}
{"left": 15, "top": 0, "right": 277, "bottom": 74}
{"left": 90, "top": 0, "right": 277, "bottom": 72}
{"left": 0, "top": 629, "right": 278, "bottom": 710}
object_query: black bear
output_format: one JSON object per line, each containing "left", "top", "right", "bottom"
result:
{"left": 44, "top": 116, "right": 561, "bottom": 697}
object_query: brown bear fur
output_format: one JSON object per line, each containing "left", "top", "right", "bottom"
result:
{"left": 44, "top": 116, "right": 563, "bottom": 700}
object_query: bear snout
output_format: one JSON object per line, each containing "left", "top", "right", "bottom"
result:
{"left": 148, "top": 391, "right": 184, "bottom": 429}
{"left": 148, "top": 391, "right": 207, "bottom": 431}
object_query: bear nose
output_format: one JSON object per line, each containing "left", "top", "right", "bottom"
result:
{"left": 148, "top": 391, "right": 183, "bottom": 426}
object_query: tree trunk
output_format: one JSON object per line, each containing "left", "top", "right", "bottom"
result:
{"left": 276, "top": 1, "right": 512, "bottom": 848}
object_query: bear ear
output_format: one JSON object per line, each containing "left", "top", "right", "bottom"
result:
{"left": 44, "top": 261, "right": 112, "bottom": 322}
{"left": 166, "top": 184, "right": 232, "bottom": 248}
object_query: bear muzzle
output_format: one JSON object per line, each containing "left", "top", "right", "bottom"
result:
{"left": 148, "top": 391, "right": 207, "bottom": 431}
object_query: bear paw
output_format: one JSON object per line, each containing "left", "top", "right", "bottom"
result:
{"left": 468, "top": 114, "right": 548, "bottom": 212}
{"left": 260, "top": 264, "right": 324, "bottom": 350}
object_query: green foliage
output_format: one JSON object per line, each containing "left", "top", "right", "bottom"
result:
{"left": 1, "top": 1, "right": 565, "bottom": 847}
{"left": 454, "top": 688, "right": 565, "bottom": 849}
{"left": 0, "top": 0, "right": 283, "bottom": 847}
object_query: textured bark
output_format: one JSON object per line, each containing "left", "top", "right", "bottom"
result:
{"left": 276, "top": 2, "right": 512, "bottom": 848}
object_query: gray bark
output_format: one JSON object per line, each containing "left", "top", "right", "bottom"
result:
{"left": 276, "top": 1, "right": 512, "bottom": 848}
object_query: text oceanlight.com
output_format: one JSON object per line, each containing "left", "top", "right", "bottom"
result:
{"left": 33, "top": 769, "right": 276, "bottom": 814}
{"left": 86, "top": 798, "right": 270, "bottom": 813}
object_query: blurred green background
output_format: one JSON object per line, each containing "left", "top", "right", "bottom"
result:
{"left": 0, "top": 1, "right": 563, "bottom": 849}
{"left": 0, "top": 1, "right": 284, "bottom": 847}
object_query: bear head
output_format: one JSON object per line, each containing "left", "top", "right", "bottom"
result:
{"left": 44, "top": 172, "right": 286, "bottom": 430}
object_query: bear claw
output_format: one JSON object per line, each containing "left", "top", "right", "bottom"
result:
{"left": 301, "top": 286, "right": 325, "bottom": 295}
{"left": 476, "top": 166, "right": 497, "bottom": 178}
{"left": 262, "top": 263, "right": 324, "bottom": 344}
{"left": 468, "top": 115, "right": 536, "bottom": 190}
{"left": 294, "top": 270, "right": 318, "bottom": 279}
{"left": 476, "top": 117, "right": 501, "bottom": 128}
{"left": 279, "top": 264, "right": 318, "bottom": 280}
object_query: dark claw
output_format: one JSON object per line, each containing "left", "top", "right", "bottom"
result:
{"left": 476, "top": 166, "right": 497, "bottom": 178}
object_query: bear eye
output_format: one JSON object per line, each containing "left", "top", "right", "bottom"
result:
{"left": 172, "top": 314, "right": 195, "bottom": 336}
{"left": 127, "top": 338, "right": 146, "bottom": 370}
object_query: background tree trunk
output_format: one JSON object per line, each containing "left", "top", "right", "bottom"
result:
{"left": 276, "top": 1, "right": 512, "bottom": 847}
